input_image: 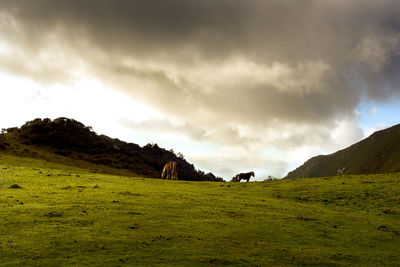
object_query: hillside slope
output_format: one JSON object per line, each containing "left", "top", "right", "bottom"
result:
{"left": 0, "top": 155, "right": 399, "bottom": 266}
{"left": 0, "top": 118, "right": 222, "bottom": 181}
{"left": 285, "top": 124, "right": 400, "bottom": 179}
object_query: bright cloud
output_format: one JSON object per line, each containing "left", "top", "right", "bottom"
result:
{"left": 0, "top": 0, "right": 400, "bottom": 179}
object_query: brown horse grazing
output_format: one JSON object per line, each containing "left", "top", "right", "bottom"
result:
{"left": 161, "top": 161, "right": 178, "bottom": 180}
{"left": 235, "top": 171, "right": 255, "bottom": 182}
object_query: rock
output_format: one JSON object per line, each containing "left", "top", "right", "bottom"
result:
{"left": 377, "top": 225, "right": 388, "bottom": 231}
{"left": 9, "top": 184, "right": 22, "bottom": 189}
{"left": 92, "top": 184, "right": 99, "bottom": 188}
{"left": 337, "top": 167, "right": 347, "bottom": 176}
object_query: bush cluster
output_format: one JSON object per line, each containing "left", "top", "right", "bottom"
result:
{"left": 7, "top": 118, "right": 223, "bottom": 181}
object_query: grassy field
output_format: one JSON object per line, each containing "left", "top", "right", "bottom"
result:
{"left": 1, "top": 153, "right": 400, "bottom": 266}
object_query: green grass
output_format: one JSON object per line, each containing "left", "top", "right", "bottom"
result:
{"left": 1, "top": 154, "right": 399, "bottom": 266}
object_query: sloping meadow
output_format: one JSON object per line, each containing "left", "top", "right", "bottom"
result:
{"left": 0, "top": 154, "right": 399, "bottom": 266}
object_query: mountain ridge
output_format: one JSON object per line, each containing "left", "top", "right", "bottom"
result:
{"left": 285, "top": 123, "right": 400, "bottom": 179}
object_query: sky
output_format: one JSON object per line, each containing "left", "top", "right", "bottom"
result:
{"left": 0, "top": 0, "right": 400, "bottom": 180}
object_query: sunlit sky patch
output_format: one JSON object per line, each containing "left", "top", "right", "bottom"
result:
{"left": 357, "top": 99, "right": 400, "bottom": 137}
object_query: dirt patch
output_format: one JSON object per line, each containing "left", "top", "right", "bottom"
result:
{"left": 119, "top": 191, "right": 144, "bottom": 196}
{"left": 127, "top": 223, "right": 140, "bottom": 229}
{"left": 392, "top": 230, "right": 400, "bottom": 236}
{"left": 221, "top": 210, "right": 244, "bottom": 218}
{"left": 45, "top": 212, "right": 63, "bottom": 218}
{"left": 382, "top": 209, "right": 396, "bottom": 214}
{"left": 203, "top": 258, "right": 234, "bottom": 265}
{"left": 126, "top": 211, "right": 144, "bottom": 215}
{"left": 9, "top": 184, "right": 22, "bottom": 189}
{"left": 61, "top": 186, "right": 73, "bottom": 190}
{"left": 293, "top": 216, "right": 318, "bottom": 221}
{"left": 377, "top": 225, "right": 389, "bottom": 231}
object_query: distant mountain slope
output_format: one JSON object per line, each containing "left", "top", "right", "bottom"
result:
{"left": 0, "top": 118, "right": 223, "bottom": 181}
{"left": 285, "top": 124, "right": 400, "bottom": 179}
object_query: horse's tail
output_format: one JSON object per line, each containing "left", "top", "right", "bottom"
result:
{"left": 235, "top": 174, "right": 240, "bottom": 182}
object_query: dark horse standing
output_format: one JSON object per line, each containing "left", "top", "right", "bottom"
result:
{"left": 234, "top": 171, "right": 255, "bottom": 182}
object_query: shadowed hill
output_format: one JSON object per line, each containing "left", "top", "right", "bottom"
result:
{"left": 0, "top": 118, "right": 223, "bottom": 182}
{"left": 285, "top": 124, "right": 400, "bottom": 179}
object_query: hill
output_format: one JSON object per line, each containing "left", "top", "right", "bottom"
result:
{"left": 0, "top": 154, "right": 399, "bottom": 266}
{"left": 285, "top": 124, "right": 400, "bottom": 179}
{"left": 0, "top": 118, "right": 223, "bottom": 182}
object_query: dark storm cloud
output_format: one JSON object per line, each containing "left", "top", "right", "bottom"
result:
{"left": 1, "top": 0, "right": 400, "bottom": 149}
{"left": 0, "top": 0, "right": 252, "bottom": 59}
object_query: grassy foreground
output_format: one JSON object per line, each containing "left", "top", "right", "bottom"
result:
{"left": 0, "top": 154, "right": 399, "bottom": 266}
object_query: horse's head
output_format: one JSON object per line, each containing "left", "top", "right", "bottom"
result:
{"left": 250, "top": 171, "right": 255, "bottom": 177}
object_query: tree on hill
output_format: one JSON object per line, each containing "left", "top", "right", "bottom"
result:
{"left": 2, "top": 117, "right": 224, "bottom": 182}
